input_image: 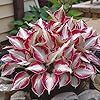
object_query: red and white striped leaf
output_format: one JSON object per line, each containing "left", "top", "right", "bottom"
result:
{"left": 37, "top": 19, "right": 50, "bottom": 42}
{"left": 26, "top": 61, "right": 46, "bottom": 74}
{"left": 31, "top": 74, "right": 45, "bottom": 97}
{"left": 17, "top": 61, "right": 30, "bottom": 66}
{"left": 32, "top": 45, "right": 48, "bottom": 62}
{"left": 37, "top": 19, "right": 55, "bottom": 49}
{"left": 59, "top": 73, "right": 70, "bottom": 88}
{"left": 35, "top": 35, "right": 46, "bottom": 46}
{"left": 71, "top": 33, "right": 81, "bottom": 41}
{"left": 48, "top": 40, "right": 70, "bottom": 65}
{"left": 24, "top": 31, "right": 41, "bottom": 49}
{"left": 1, "top": 62, "right": 19, "bottom": 76}
{"left": 8, "top": 49, "right": 30, "bottom": 65}
{"left": 42, "top": 73, "right": 59, "bottom": 94}
{"left": 3, "top": 46, "right": 13, "bottom": 50}
{"left": 71, "top": 29, "right": 84, "bottom": 35}
{"left": 57, "top": 40, "right": 70, "bottom": 55}
{"left": 63, "top": 44, "right": 74, "bottom": 58}
{"left": 48, "top": 20, "right": 59, "bottom": 30}
{"left": 1, "top": 54, "right": 13, "bottom": 63}
{"left": 48, "top": 33, "right": 57, "bottom": 49}
{"left": 17, "top": 28, "right": 29, "bottom": 40}
{"left": 8, "top": 49, "right": 25, "bottom": 61}
{"left": 82, "top": 27, "right": 93, "bottom": 39}
{"left": 55, "top": 24, "right": 63, "bottom": 33}
{"left": 74, "top": 64, "right": 95, "bottom": 79}
{"left": 70, "top": 76, "right": 80, "bottom": 88}
{"left": 7, "top": 36, "right": 24, "bottom": 49}
{"left": 77, "top": 20, "right": 87, "bottom": 30}
{"left": 61, "top": 24, "right": 70, "bottom": 40}
{"left": 86, "top": 53, "right": 100, "bottom": 66}
{"left": 67, "top": 17, "right": 75, "bottom": 30}
{"left": 53, "top": 59, "right": 72, "bottom": 75}
{"left": 71, "top": 53, "right": 81, "bottom": 69}
{"left": 12, "top": 71, "right": 30, "bottom": 90}
{"left": 84, "top": 35, "right": 100, "bottom": 49}
{"left": 53, "top": 5, "right": 66, "bottom": 22}
{"left": 80, "top": 56, "right": 90, "bottom": 63}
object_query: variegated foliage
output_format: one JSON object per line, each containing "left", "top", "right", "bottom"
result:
{"left": 1, "top": 6, "right": 100, "bottom": 97}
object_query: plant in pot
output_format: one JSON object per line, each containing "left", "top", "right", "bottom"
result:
{"left": 0, "top": 6, "right": 100, "bottom": 99}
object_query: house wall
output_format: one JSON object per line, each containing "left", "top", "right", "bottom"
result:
{"left": 0, "top": 0, "right": 35, "bottom": 42}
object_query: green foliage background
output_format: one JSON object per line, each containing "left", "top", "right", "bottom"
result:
{"left": 9, "top": 0, "right": 83, "bottom": 35}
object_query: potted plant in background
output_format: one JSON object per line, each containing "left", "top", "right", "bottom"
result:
{"left": 0, "top": 6, "right": 100, "bottom": 100}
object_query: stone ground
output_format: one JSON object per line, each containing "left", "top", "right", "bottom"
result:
{"left": 83, "top": 18, "right": 100, "bottom": 34}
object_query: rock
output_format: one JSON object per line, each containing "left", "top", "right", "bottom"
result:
{"left": 77, "top": 78, "right": 90, "bottom": 94}
{"left": 32, "top": 99, "right": 38, "bottom": 100}
{"left": 0, "top": 91, "right": 12, "bottom": 100}
{"left": 0, "top": 84, "right": 12, "bottom": 92}
{"left": 51, "top": 92, "right": 79, "bottom": 100}
{"left": 78, "top": 89, "right": 100, "bottom": 100}
{"left": 93, "top": 74, "right": 100, "bottom": 91}
{"left": 0, "top": 84, "right": 13, "bottom": 100}
{"left": 10, "top": 91, "right": 26, "bottom": 100}
{"left": 51, "top": 90, "right": 100, "bottom": 100}
{"left": 10, "top": 91, "right": 31, "bottom": 100}
{"left": 0, "top": 92, "right": 6, "bottom": 100}
{"left": 0, "top": 77, "right": 12, "bottom": 84}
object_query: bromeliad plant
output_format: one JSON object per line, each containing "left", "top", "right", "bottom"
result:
{"left": 1, "top": 6, "right": 100, "bottom": 97}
